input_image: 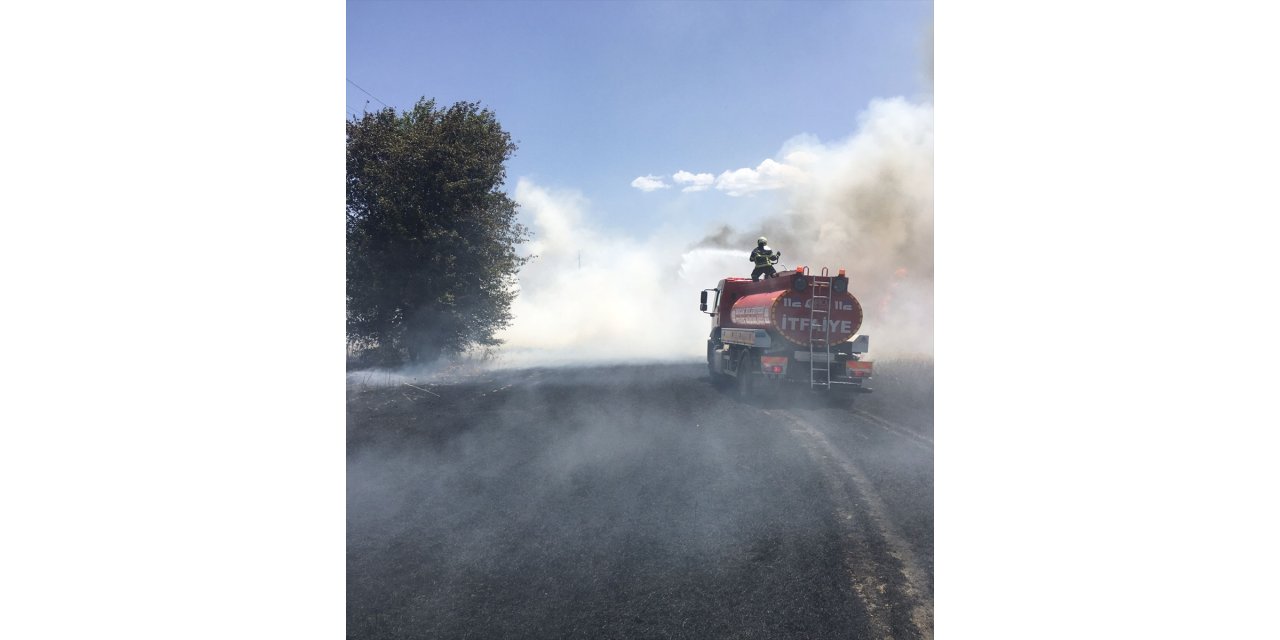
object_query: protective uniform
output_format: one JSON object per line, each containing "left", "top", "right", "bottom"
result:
{"left": 749, "top": 237, "right": 780, "bottom": 282}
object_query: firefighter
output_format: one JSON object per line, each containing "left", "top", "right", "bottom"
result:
{"left": 749, "top": 236, "right": 780, "bottom": 281}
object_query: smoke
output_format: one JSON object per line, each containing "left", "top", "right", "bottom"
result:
{"left": 726, "top": 98, "right": 935, "bottom": 357}
{"left": 493, "top": 181, "right": 739, "bottom": 366}
{"left": 496, "top": 97, "right": 933, "bottom": 364}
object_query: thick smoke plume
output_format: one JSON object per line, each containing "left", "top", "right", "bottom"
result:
{"left": 496, "top": 98, "right": 933, "bottom": 364}
{"left": 723, "top": 98, "right": 934, "bottom": 356}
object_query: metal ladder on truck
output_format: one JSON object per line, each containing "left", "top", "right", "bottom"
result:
{"left": 808, "top": 267, "right": 832, "bottom": 390}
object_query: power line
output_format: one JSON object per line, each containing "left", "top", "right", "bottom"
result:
{"left": 347, "top": 78, "right": 389, "bottom": 109}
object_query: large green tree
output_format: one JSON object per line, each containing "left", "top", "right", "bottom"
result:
{"left": 347, "top": 99, "right": 530, "bottom": 365}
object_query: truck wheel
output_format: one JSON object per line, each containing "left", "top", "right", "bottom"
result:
{"left": 736, "top": 354, "right": 755, "bottom": 400}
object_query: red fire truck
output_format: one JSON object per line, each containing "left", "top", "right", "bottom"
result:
{"left": 699, "top": 267, "right": 872, "bottom": 400}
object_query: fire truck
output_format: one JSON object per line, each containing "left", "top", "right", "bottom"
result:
{"left": 699, "top": 267, "right": 872, "bottom": 400}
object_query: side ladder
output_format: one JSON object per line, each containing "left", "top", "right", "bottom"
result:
{"left": 808, "top": 267, "right": 832, "bottom": 390}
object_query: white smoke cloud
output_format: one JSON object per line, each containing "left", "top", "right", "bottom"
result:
{"left": 495, "top": 180, "right": 742, "bottom": 366}
{"left": 629, "top": 175, "right": 669, "bottom": 192}
{"left": 672, "top": 170, "right": 714, "bottom": 192}
{"left": 499, "top": 96, "right": 933, "bottom": 364}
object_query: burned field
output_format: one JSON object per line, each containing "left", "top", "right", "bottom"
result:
{"left": 347, "top": 362, "right": 933, "bottom": 639}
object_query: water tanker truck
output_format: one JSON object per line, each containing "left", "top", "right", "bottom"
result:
{"left": 699, "top": 267, "right": 872, "bottom": 399}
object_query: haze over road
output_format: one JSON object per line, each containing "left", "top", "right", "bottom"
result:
{"left": 348, "top": 362, "right": 933, "bottom": 639}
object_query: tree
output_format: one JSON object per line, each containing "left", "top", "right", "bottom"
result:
{"left": 347, "top": 99, "right": 530, "bottom": 366}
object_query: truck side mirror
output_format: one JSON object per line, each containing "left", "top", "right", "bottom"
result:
{"left": 699, "top": 291, "right": 708, "bottom": 312}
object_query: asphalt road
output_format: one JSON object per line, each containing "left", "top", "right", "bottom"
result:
{"left": 348, "top": 361, "right": 933, "bottom": 639}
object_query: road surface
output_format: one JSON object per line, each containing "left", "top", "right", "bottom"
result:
{"left": 348, "top": 361, "right": 933, "bottom": 639}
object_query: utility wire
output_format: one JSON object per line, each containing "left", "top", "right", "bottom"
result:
{"left": 347, "top": 78, "right": 389, "bottom": 109}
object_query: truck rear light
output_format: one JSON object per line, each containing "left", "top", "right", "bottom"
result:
{"left": 846, "top": 360, "right": 873, "bottom": 377}
{"left": 761, "top": 356, "right": 788, "bottom": 375}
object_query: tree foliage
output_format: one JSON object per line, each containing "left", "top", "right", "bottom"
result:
{"left": 347, "top": 99, "right": 530, "bottom": 366}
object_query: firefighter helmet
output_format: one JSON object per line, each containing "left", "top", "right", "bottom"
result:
{"left": 757, "top": 236, "right": 768, "bottom": 246}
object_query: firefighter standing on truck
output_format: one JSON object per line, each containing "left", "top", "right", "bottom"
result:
{"left": 750, "top": 237, "right": 780, "bottom": 281}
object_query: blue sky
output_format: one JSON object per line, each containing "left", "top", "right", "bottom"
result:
{"left": 347, "top": 0, "right": 932, "bottom": 236}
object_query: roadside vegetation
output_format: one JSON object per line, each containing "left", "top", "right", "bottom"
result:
{"left": 347, "top": 99, "right": 530, "bottom": 367}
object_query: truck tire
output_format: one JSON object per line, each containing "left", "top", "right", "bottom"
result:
{"left": 735, "top": 352, "right": 755, "bottom": 401}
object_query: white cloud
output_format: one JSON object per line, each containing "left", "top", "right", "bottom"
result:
{"left": 672, "top": 170, "right": 714, "bottom": 192}
{"left": 782, "top": 149, "right": 820, "bottom": 167}
{"left": 629, "top": 175, "right": 669, "bottom": 192}
{"left": 713, "top": 157, "right": 807, "bottom": 196}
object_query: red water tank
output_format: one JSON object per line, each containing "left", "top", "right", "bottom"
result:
{"left": 723, "top": 275, "right": 863, "bottom": 346}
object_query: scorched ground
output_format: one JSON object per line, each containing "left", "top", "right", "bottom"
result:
{"left": 347, "top": 361, "right": 933, "bottom": 639}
